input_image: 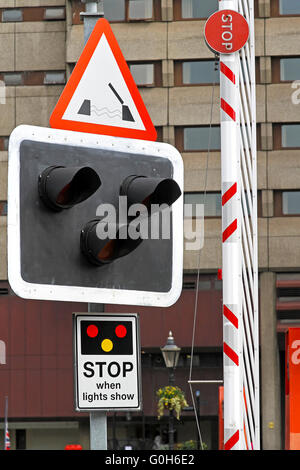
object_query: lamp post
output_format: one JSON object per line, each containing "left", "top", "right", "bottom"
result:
{"left": 161, "top": 331, "right": 181, "bottom": 450}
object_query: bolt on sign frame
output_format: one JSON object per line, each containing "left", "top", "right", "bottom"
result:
{"left": 219, "top": 0, "right": 260, "bottom": 450}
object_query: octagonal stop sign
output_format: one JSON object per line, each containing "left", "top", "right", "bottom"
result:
{"left": 205, "top": 10, "right": 249, "bottom": 54}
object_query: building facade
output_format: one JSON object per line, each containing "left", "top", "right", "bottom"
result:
{"left": 0, "top": 0, "right": 300, "bottom": 450}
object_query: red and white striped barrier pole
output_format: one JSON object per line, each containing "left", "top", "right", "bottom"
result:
{"left": 205, "top": 1, "right": 254, "bottom": 450}
{"left": 219, "top": 0, "right": 243, "bottom": 450}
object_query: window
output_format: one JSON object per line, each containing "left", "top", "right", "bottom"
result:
{"left": 176, "top": 126, "right": 221, "bottom": 151}
{"left": 0, "top": 137, "right": 8, "bottom": 151}
{"left": 282, "top": 124, "right": 300, "bottom": 148}
{"left": 271, "top": 0, "right": 300, "bottom": 16}
{"left": 282, "top": 191, "right": 300, "bottom": 215}
{"left": 0, "top": 71, "right": 66, "bottom": 86}
{"left": 272, "top": 57, "right": 300, "bottom": 82}
{"left": 174, "top": 0, "right": 218, "bottom": 20}
{"left": 16, "top": 429, "right": 26, "bottom": 450}
{"left": 181, "top": 0, "right": 218, "bottom": 18}
{"left": 182, "top": 60, "right": 219, "bottom": 84}
{"left": 129, "top": 62, "right": 162, "bottom": 86}
{"left": 130, "top": 63, "right": 154, "bottom": 86}
{"left": 0, "top": 202, "right": 7, "bottom": 216}
{"left": 3, "top": 73, "right": 23, "bottom": 86}
{"left": 175, "top": 60, "right": 219, "bottom": 85}
{"left": 184, "top": 192, "right": 221, "bottom": 217}
{"left": 279, "top": 0, "right": 300, "bottom": 15}
{"left": 274, "top": 191, "right": 300, "bottom": 216}
{"left": 280, "top": 58, "right": 300, "bottom": 81}
{"left": 72, "top": 0, "right": 160, "bottom": 24}
{"left": 44, "top": 71, "right": 66, "bottom": 85}
{"left": 44, "top": 7, "right": 65, "bottom": 20}
{"left": 104, "top": 0, "right": 126, "bottom": 21}
{"left": 273, "top": 124, "right": 300, "bottom": 149}
{"left": 128, "top": 0, "right": 153, "bottom": 20}
{"left": 0, "top": 7, "right": 66, "bottom": 22}
{"left": 2, "top": 9, "right": 23, "bottom": 22}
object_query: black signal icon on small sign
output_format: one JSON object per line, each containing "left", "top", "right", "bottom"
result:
{"left": 80, "top": 320, "right": 133, "bottom": 355}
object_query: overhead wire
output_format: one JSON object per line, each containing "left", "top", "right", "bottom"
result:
{"left": 187, "top": 54, "right": 219, "bottom": 451}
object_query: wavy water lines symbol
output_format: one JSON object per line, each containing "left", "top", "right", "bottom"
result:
{"left": 91, "top": 105, "right": 122, "bottom": 120}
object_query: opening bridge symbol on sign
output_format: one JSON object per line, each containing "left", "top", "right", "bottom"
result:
{"left": 78, "top": 82, "right": 135, "bottom": 123}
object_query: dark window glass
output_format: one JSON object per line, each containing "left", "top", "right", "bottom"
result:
{"left": 184, "top": 192, "right": 221, "bottom": 217}
{"left": 44, "top": 7, "right": 65, "bottom": 20}
{"left": 130, "top": 63, "right": 154, "bottom": 85}
{"left": 182, "top": 60, "right": 219, "bottom": 84}
{"left": 181, "top": 0, "right": 218, "bottom": 18}
{"left": 279, "top": 0, "right": 300, "bottom": 15}
{"left": 3, "top": 73, "right": 23, "bottom": 86}
{"left": 282, "top": 191, "right": 300, "bottom": 214}
{"left": 0, "top": 202, "right": 7, "bottom": 216}
{"left": 183, "top": 126, "right": 221, "bottom": 151}
{"left": 128, "top": 0, "right": 153, "bottom": 19}
{"left": 280, "top": 58, "right": 300, "bottom": 81}
{"left": 282, "top": 124, "right": 300, "bottom": 148}
{"left": 16, "top": 429, "right": 26, "bottom": 450}
{"left": 2, "top": 9, "right": 23, "bottom": 22}
{"left": 104, "top": 0, "right": 125, "bottom": 21}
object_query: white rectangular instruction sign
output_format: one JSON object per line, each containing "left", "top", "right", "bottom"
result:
{"left": 73, "top": 313, "right": 142, "bottom": 411}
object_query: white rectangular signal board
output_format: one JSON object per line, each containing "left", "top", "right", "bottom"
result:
{"left": 73, "top": 313, "right": 142, "bottom": 411}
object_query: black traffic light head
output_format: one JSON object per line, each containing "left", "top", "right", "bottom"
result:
{"left": 120, "top": 175, "right": 182, "bottom": 209}
{"left": 38, "top": 165, "right": 101, "bottom": 211}
{"left": 80, "top": 173, "right": 182, "bottom": 266}
{"left": 8, "top": 125, "right": 183, "bottom": 307}
{"left": 80, "top": 218, "right": 143, "bottom": 266}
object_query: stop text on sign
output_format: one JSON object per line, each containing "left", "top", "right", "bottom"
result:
{"left": 204, "top": 9, "right": 249, "bottom": 54}
{"left": 83, "top": 360, "right": 134, "bottom": 378}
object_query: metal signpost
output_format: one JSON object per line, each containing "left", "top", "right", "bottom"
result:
{"left": 82, "top": 2, "right": 111, "bottom": 450}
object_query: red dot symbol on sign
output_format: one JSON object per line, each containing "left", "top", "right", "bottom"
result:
{"left": 87, "top": 324, "right": 98, "bottom": 338}
{"left": 115, "top": 324, "right": 127, "bottom": 338}
{"left": 204, "top": 10, "right": 249, "bottom": 54}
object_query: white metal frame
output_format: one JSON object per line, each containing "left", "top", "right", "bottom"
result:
{"left": 219, "top": 0, "right": 260, "bottom": 450}
{"left": 7, "top": 124, "right": 183, "bottom": 307}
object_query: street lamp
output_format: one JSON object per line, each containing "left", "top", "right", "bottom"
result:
{"left": 161, "top": 331, "right": 181, "bottom": 450}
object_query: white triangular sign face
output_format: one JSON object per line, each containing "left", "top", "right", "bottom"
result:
{"left": 50, "top": 19, "right": 157, "bottom": 141}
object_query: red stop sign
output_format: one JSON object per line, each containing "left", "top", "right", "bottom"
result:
{"left": 204, "top": 10, "right": 249, "bottom": 54}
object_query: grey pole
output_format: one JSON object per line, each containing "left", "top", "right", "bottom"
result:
{"left": 81, "top": 0, "right": 104, "bottom": 43}
{"left": 4, "top": 396, "right": 8, "bottom": 450}
{"left": 81, "top": 0, "right": 107, "bottom": 451}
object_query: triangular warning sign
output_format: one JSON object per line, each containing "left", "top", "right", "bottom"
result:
{"left": 50, "top": 19, "right": 157, "bottom": 141}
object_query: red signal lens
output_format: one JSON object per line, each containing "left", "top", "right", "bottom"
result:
{"left": 87, "top": 324, "right": 98, "bottom": 338}
{"left": 97, "top": 239, "right": 116, "bottom": 261}
{"left": 115, "top": 324, "right": 127, "bottom": 338}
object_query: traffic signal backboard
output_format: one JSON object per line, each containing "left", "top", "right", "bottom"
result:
{"left": 8, "top": 125, "right": 183, "bottom": 307}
